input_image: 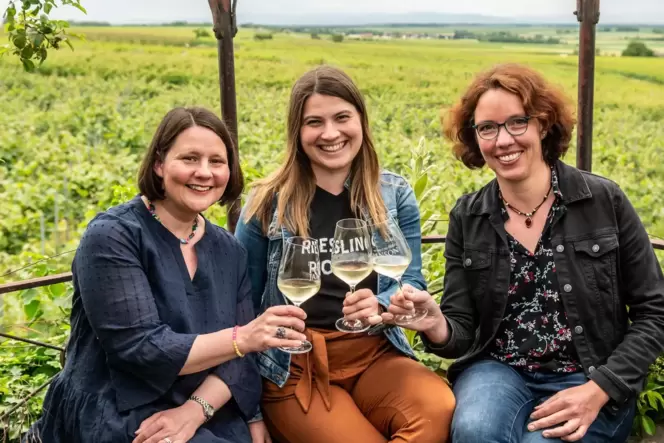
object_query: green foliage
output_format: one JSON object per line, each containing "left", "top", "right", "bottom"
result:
{"left": 1, "top": 0, "right": 87, "bottom": 71}
{"left": 310, "top": 33, "right": 320, "bottom": 40}
{"left": 1, "top": 27, "right": 664, "bottom": 439}
{"left": 623, "top": 41, "right": 655, "bottom": 57}
{"left": 331, "top": 33, "right": 344, "bottom": 43}
{"left": 253, "top": 32, "right": 273, "bottom": 41}
{"left": 633, "top": 356, "right": 664, "bottom": 437}
{"left": 193, "top": 27, "right": 211, "bottom": 39}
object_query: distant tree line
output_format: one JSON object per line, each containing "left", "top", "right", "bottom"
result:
{"left": 452, "top": 30, "right": 560, "bottom": 44}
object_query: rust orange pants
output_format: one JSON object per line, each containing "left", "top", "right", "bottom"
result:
{"left": 261, "top": 328, "right": 456, "bottom": 443}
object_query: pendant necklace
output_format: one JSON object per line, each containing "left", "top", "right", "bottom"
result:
{"left": 499, "top": 185, "right": 552, "bottom": 228}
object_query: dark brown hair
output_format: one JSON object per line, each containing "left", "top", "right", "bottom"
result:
{"left": 443, "top": 63, "right": 576, "bottom": 169}
{"left": 138, "top": 106, "right": 243, "bottom": 205}
{"left": 243, "top": 65, "right": 386, "bottom": 235}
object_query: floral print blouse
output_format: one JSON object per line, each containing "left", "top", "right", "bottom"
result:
{"left": 488, "top": 170, "right": 582, "bottom": 373}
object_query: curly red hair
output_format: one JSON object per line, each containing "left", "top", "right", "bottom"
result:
{"left": 443, "top": 63, "right": 576, "bottom": 169}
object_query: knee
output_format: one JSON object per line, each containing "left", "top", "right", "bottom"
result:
{"left": 451, "top": 408, "right": 509, "bottom": 443}
{"left": 420, "top": 382, "right": 456, "bottom": 424}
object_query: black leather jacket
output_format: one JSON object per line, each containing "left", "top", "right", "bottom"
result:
{"left": 424, "top": 160, "right": 664, "bottom": 407}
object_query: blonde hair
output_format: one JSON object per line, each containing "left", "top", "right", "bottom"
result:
{"left": 244, "top": 65, "right": 386, "bottom": 235}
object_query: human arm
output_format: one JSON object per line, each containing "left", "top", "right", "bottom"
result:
{"left": 587, "top": 187, "right": 664, "bottom": 404}
{"left": 418, "top": 205, "right": 479, "bottom": 357}
{"left": 77, "top": 218, "right": 305, "bottom": 411}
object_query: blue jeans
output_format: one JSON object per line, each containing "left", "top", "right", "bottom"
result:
{"left": 451, "top": 360, "right": 636, "bottom": 443}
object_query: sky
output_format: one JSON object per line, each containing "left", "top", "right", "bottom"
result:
{"left": 1, "top": 0, "right": 663, "bottom": 24}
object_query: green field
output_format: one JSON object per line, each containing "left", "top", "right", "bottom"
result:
{"left": 1, "top": 26, "right": 664, "bottom": 438}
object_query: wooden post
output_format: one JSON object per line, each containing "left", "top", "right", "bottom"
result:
{"left": 209, "top": 0, "right": 241, "bottom": 232}
{"left": 574, "top": 0, "right": 600, "bottom": 172}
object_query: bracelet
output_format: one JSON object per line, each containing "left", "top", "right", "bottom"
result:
{"left": 232, "top": 325, "right": 244, "bottom": 358}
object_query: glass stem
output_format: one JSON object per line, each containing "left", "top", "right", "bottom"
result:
{"left": 396, "top": 277, "right": 413, "bottom": 316}
{"left": 347, "top": 285, "right": 356, "bottom": 322}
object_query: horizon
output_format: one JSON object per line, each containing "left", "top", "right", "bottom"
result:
{"left": 1, "top": 0, "right": 663, "bottom": 25}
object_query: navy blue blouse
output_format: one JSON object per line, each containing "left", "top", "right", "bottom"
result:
{"left": 27, "top": 196, "right": 261, "bottom": 443}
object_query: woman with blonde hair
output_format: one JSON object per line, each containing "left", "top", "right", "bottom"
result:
{"left": 235, "top": 65, "right": 455, "bottom": 443}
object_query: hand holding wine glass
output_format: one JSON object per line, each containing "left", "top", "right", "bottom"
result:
{"left": 370, "top": 217, "right": 427, "bottom": 325}
{"left": 331, "top": 218, "right": 374, "bottom": 333}
{"left": 276, "top": 236, "right": 321, "bottom": 353}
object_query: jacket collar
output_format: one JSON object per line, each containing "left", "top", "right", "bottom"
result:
{"left": 470, "top": 160, "right": 593, "bottom": 216}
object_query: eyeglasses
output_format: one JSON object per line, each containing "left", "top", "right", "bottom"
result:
{"left": 472, "top": 116, "right": 531, "bottom": 140}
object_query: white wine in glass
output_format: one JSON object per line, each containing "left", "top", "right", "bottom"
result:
{"left": 331, "top": 218, "right": 373, "bottom": 333}
{"left": 277, "top": 236, "right": 321, "bottom": 353}
{"left": 370, "top": 217, "right": 427, "bottom": 325}
{"left": 277, "top": 278, "right": 320, "bottom": 306}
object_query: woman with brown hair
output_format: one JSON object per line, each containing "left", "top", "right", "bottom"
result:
{"left": 26, "top": 107, "right": 306, "bottom": 443}
{"left": 235, "top": 65, "right": 455, "bottom": 443}
{"left": 384, "top": 63, "right": 664, "bottom": 442}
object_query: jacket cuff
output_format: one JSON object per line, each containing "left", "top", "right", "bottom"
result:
{"left": 420, "top": 322, "right": 457, "bottom": 355}
{"left": 589, "top": 365, "right": 631, "bottom": 405}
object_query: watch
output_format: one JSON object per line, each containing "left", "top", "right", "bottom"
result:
{"left": 189, "top": 395, "right": 215, "bottom": 422}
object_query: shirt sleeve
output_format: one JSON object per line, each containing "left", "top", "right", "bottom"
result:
{"left": 212, "top": 245, "right": 262, "bottom": 420}
{"left": 234, "top": 201, "right": 269, "bottom": 314}
{"left": 589, "top": 187, "right": 664, "bottom": 404}
{"left": 74, "top": 216, "right": 198, "bottom": 412}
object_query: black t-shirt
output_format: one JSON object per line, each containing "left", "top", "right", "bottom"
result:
{"left": 301, "top": 186, "right": 378, "bottom": 329}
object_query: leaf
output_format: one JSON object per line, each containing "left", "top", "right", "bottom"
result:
{"left": 44, "top": 3, "right": 52, "bottom": 14}
{"left": 642, "top": 415, "right": 656, "bottom": 435}
{"left": 414, "top": 174, "right": 428, "bottom": 199}
{"left": 13, "top": 34, "right": 26, "bottom": 49}
{"left": 23, "top": 299, "right": 41, "bottom": 320}
{"left": 20, "top": 45, "right": 33, "bottom": 59}
{"left": 73, "top": 3, "right": 87, "bottom": 14}
{"left": 21, "top": 57, "right": 35, "bottom": 71}
{"left": 647, "top": 391, "right": 659, "bottom": 410}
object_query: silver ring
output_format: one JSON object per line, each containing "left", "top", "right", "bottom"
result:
{"left": 163, "top": 438, "right": 172, "bottom": 443}
{"left": 276, "top": 326, "right": 287, "bottom": 339}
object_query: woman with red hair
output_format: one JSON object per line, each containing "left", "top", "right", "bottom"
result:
{"left": 384, "top": 63, "right": 664, "bottom": 442}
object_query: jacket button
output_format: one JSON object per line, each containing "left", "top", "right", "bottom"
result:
{"left": 465, "top": 258, "right": 472, "bottom": 267}
{"left": 589, "top": 366, "right": 596, "bottom": 373}
{"left": 556, "top": 245, "right": 564, "bottom": 252}
{"left": 592, "top": 244, "right": 600, "bottom": 253}
{"left": 563, "top": 284, "right": 572, "bottom": 292}
{"left": 574, "top": 325, "right": 584, "bottom": 334}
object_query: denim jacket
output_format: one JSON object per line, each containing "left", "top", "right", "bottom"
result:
{"left": 235, "top": 170, "right": 426, "bottom": 389}
{"left": 423, "top": 160, "right": 664, "bottom": 407}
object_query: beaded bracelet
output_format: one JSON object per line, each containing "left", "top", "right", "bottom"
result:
{"left": 232, "top": 325, "right": 244, "bottom": 358}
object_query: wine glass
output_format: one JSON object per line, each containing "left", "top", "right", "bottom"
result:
{"left": 277, "top": 236, "right": 321, "bottom": 353}
{"left": 331, "top": 218, "right": 373, "bottom": 333}
{"left": 370, "top": 217, "right": 428, "bottom": 325}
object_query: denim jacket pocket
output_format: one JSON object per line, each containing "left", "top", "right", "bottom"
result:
{"left": 573, "top": 234, "right": 620, "bottom": 337}
{"left": 573, "top": 234, "right": 618, "bottom": 295}
{"left": 462, "top": 248, "right": 491, "bottom": 299}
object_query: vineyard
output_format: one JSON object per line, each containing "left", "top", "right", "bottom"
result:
{"left": 1, "top": 26, "right": 664, "bottom": 439}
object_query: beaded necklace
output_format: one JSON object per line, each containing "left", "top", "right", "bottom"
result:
{"left": 499, "top": 184, "right": 552, "bottom": 229}
{"left": 147, "top": 200, "right": 198, "bottom": 244}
